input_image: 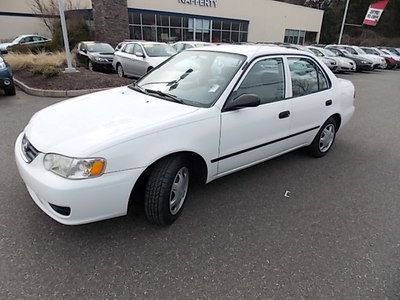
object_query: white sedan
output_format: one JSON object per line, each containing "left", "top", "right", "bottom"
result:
{"left": 307, "top": 46, "right": 356, "bottom": 72}
{"left": 15, "top": 45, "right": 355, "bottom": 226}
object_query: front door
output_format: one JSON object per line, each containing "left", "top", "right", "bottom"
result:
{"left": 217, "top": 57, "right": 291, "bottom": 175}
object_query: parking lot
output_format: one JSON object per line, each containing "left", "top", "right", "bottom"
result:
{"left": 1, "top": 69, "right": 400, "bottom": 298}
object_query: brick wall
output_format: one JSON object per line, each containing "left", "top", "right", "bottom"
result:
{"left": 92, "top": 0, "right": 129, "bottom": 47}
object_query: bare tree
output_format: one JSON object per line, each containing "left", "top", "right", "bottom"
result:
{"left": 30, "top": 0, "right": 74, "bottom": 32}
{"left": 304, "top": 0, "right": 336, "bottom": 10}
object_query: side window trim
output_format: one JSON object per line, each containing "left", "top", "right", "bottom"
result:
{"left": 230, "top": 55, "right": 287, "bottom": 105}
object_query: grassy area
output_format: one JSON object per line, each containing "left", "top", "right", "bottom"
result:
{"left": 5, "top": 51, "right": 66, "bottom": 71}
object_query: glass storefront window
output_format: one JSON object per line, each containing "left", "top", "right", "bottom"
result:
{"left": 142, "top": 13, "right": 155, "bottom": 26}
{"left": 170, "top": 16, "right": 181, "bottom": 27}
{"left": 128, "top": 10, "right": 248, "bottom": 44}
{"left": 143, "top": 26, "right": 156, "bottom": 41}
{"left": 157, "top": 15, "right": 169, "bottom": 27}
{"left": 222, "top": 21, "right": 231, "bottom": 30}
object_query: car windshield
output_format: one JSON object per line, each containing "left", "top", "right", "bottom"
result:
{"left": 324, "top": 49, "right": 337, "bottom": 57}
{"left": 309, "top": 48, "right": 324, "bottom": 57}
{"left": 354, "top": 46, "right": 367, "bottom": 55}
{"left": 87, "top": 43, "right": 114, "bottom": 53}
{"left": 341, "top": 49, "right": 352, "bottom": 56}
{"left": 194, "top": 43, "right": 210, "bottom": 48}
{"left": 143, "top": 44, "right": 177, "bottom": 57}
{"left": 344, "top": 47, "right": 357, "bottom": 55}
{"left": 137, "top": 50, "right": 246, "bottom": 108}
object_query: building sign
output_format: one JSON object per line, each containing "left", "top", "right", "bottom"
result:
{"left": 363, "top": 0, "right": 389, "bottom": 26}
{"left": 178, "top": 0, "right": 218, "bottom": 8}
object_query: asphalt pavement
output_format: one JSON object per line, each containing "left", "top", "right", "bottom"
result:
{"left": 1, "top": 70, "right": 400, "bottom": 298}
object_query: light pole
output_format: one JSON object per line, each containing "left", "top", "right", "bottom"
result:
{"left": 58, "top": 0, "right": 77, "bottom": 73}
{"left": 338, "top": 0, "right": 351, "bottom": 44}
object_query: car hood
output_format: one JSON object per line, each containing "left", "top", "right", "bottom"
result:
{"left": 24, "top": 87, "right": 199, "bottom": 156}
{"left": 90, "top": 52, "right": 114, "bottom": 59}
{"left": 360, "top": 54, "right": 384, "bottom": 64}
{"left": 335, "top": 57, "right": 355, "bottom": 65}
{"left": 0, "top": 43, "right": 12, "bottom": 51}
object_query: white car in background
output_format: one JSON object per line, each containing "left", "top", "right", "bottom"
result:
{"left": 0, "top": 34, "right": 51, "bottom": 52}
{"left": 15, "top": 45, "right": 355, "bottom": 226}
{"left": 172, "top": 41, "right": 212, "bottom": 52}
{"left": 330, "top": 45, "right": 386, "bottom": 69}
{"left": 113, "top": 41, "right": 177, "bottom": 78}
{"left": 307, "top": 46, "right": 356, "bottom": 72}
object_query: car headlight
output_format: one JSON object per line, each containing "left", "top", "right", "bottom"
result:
{"left": 0, "top": 61, "right": 6, "bottom": 69}
{"left": 361, "top": 60, "right": 368, "bottom": 64}
{"left": 94, "top": 57, "right": 108, "bottom": 62}
{"left": 43, "top": 153, "right": 106, "bottom": 179}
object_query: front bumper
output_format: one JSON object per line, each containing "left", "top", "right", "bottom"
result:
{"left": 15, "top": 133, "right": 144, "bottom": 225}
{"left": 337, "top": 63, "right": 356, "bottom": 72}
{"left": 92, "top": 61, "right": 114, "bottom": 71}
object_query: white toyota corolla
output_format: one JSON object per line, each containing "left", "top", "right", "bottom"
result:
{"left": 15, "top": 45, "right": 355, "bottom": 226}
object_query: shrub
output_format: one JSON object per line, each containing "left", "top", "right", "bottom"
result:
{"left": 4, "top": 51, "right": 66, "bottom": 71}
{"left": 31, "top": 65, "right": 60, "bottom": 78}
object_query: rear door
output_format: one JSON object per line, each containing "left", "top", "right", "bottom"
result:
{"left": 217, "top": 56, "right": 291, "bottom": 175}
{"left": 285, "top": 56, "right": 334, "bottom": 148}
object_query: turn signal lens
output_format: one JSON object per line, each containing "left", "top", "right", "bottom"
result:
{"left": 90, "top": 160, "right": 106, "bottom": 177}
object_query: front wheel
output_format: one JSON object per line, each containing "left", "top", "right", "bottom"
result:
{"left": 308, "top": 118, "right": 337, "bottom": 158}
{"left": 117, "top": 64, "right": 125, "bottom": 78}
{"left": 88, "top": 60, "right": 94, "bottom": 71}
{"left": 144, "top": 156, "right": 190, "bottom": 226}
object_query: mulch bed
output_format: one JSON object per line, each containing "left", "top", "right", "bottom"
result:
{"left": 14, "top": 67, "right": 134, "bottom": 90}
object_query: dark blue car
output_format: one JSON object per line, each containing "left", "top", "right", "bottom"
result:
{"left": 0, "top": 55, "right": 15, "bottom": 96}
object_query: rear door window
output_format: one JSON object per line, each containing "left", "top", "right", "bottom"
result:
{"left": 288, "top": 57, "right": 330, "bottom": 97}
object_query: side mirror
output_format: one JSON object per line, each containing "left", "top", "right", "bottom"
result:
{"left": 82, "top": 49, "right": 87, "bottom": 53}
{"left": 135, "top": 51, "right": 145, "bottom": 58}
{"left": 224, "top": 94, "right": 261, "bottom": 112}
{"left": 0, "top": 49, "right": 8, "bottom": 55}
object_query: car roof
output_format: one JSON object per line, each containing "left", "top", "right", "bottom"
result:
{"left": 188, "top": 44, "right": 311, "bottom": 58}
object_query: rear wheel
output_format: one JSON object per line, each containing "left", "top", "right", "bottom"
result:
{"left": 144, "top": 156, "right": 190, "bottom": 226}
{"left": 4, "top": 83, "right": 16, "bottom": 96}
{"left": 117, "top": 64, "right": 125, "bottom": 78}
{"left": 308, "top": 118, "right": 337, "bottom": 158}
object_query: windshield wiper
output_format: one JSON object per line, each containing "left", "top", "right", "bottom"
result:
{"left": 145, "top": 89, "right": 185, "bottom": 104}
{"left": 128, "top": 82, "right": 148, "bottom": 95}
{"left": 140, "top": 68, "right": 194, "bottom": 90}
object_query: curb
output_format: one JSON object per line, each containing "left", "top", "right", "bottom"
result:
{"left": 13, "top": 78, "right": 107, "bottom": 98}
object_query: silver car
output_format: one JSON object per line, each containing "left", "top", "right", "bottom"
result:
{"left": 113, "top": 42, "right": 177, "bottom": 78}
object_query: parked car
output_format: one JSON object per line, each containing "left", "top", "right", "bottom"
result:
{"left": 302, "top": 46, "right": 337, "bottom": 71}
{"left": 329, "top": 45, "right": 386, "bottom": 69}
{"left": 281, "top": 44, "right": 337, "bottom": 71}
{"left": 380, "top": 49, "right": 400, "bottom": 66}
{"left": 113, "top": 41, "right": 177, "bottom": 78}
{"left": 73, "top": 41, "right": 115, "bottom": 72}
{"left": 361, "top": 47, "right": 398, "bottom": 69}
{"left": 15, "top": 45, "right": 355, "bottom": 226}
{"left": 0, "top": 35, "right": 51, "bottom": 53}
{"left": 172, "top": 41, "right": 212, "bottom": 53}
{"left": 378, "top": 47, "right": 400, "bottom": 56}
{"left": 325, "top": 47, "right": 374, "bottom": 72}
{"left": 307, "top": 46, "right": 356, "bottom": 72}
{"left": 0, "top": 55, "right": 15, "bottom": 96}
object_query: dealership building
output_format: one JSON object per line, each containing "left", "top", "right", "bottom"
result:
{"left": 0, "top": 0, "right": 324, "bottom": 45}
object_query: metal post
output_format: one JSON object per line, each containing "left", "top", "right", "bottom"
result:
{"left": 338, "top": 0, "right": 351, "bottom": 45}
{"left": 58, "top": 0, "right": 77, "bottom": 73}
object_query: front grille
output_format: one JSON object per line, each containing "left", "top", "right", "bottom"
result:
{"left": 21, "top": 135, "right": 39, "bottom": 163}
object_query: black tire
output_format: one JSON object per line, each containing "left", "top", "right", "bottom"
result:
{"left": 4, "top": 84, "right": 16, "bottom": 96}
{"left": 144, "top": 156, "right": 190, "bottom": 226}
{"left": 117, "top": 64, "right": 124, "bottom": 78}
{"left": 308, "top": 117, "right": 338, "bottom": 158}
